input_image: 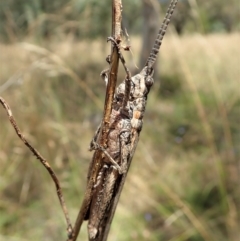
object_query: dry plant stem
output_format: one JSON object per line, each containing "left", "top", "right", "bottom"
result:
{"left": 112, "top": 0, "right": 122, "bottom": 40}
{"left": 0, "top": 97, "right": 73, "bottom": 236}
{"left": 67, "top": 1, "right": 123, "bottom": 241}
{"left": 101, "top": 0, "right": 122, "bottom": 143}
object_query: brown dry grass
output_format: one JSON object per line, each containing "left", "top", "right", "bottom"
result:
{"left": 0, "top": 33, "right": 239, "bottom": 241}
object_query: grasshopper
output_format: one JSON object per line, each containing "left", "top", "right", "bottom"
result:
{"left": 68, "top": 1, "right": 178, "bottom": 240}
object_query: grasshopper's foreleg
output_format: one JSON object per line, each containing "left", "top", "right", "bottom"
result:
{"left": 90, "top": 140, "right": 125, "bottom": 174}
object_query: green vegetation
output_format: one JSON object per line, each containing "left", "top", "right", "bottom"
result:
{"left": 0, "top": 0, "right": 239, "bottom": 42}
{"left": 0, "top": 32, "right": 239, "bottom": 240}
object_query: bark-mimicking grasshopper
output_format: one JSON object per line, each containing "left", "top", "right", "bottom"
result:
{"left": 68, "top": 1, "right": 178, "bottom": 240}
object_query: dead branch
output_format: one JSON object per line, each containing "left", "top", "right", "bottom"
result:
{"left": 0, "top": 97, "right": 73, "bottom": 237}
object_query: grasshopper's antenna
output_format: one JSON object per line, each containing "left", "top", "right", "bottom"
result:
{"left": 146, "top": 0, "right": 178, "bottom": 70}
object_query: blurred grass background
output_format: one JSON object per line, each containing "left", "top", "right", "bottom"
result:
{"left": 0, "top": 0, "right": 239, "bottom": 241}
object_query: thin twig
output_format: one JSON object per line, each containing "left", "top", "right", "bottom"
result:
{"left": 107, "top": 36, "right": 132, "bottom": 110}
{"left": 0, "top": 97, "right": 73, "bottom": 237}
{"left": 101, "top": 0, "right": 122, "bottom": 145}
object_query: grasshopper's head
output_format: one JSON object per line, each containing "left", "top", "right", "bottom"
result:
{"left": 140, "top": 66, "right": 154, "bottom": 87}
{"left": 130, "top": 66, "right": 154, "bottom": 99}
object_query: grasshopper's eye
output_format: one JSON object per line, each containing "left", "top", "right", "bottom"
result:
{"left": 145, "top": 76, "right": 154, "bottom": 87}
